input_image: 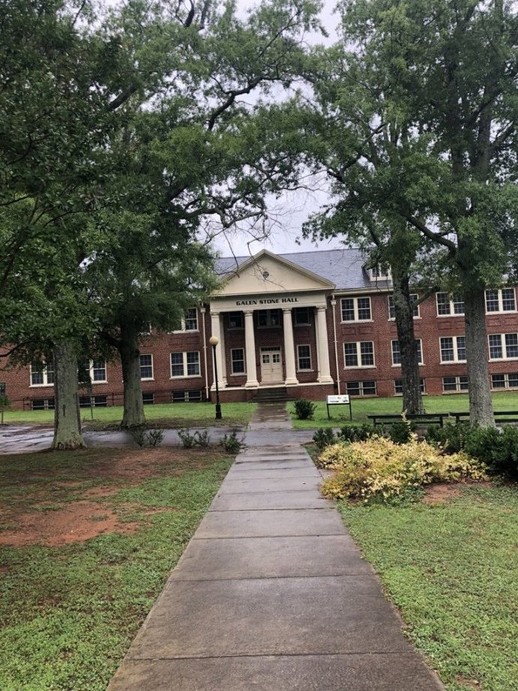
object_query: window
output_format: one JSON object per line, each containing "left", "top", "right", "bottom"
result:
{"left": 488, "top": 333, "right": 518, "bottom": 360}
{"left": 30, "top": 361, "right": 54, "bottom": 387}
{"left": 231, "top": 348, "right": 245, "bottom": 374}
{"left": 139, "top": 323, "right": 152, "bottom": 335}
{"left": 142, "top": 392, "right": 155, "bottom": 405}
{"left": 170, "top": 351, "right": 200, "bottom": 377}
{"left": 139, "top": 354, "right": 154, "bottom": 380}
{"left": 31, "top": 397, "right": 55, "bottom": 410}
{"left": 436, "top": 293, "right": 464, "bottom": 316}
{"left": 184, "top": 308, "right": 198, "bottom": 331}
{"left": 294, "top": 307, "right": 311, "bottom": 326}
{"left": 256, "top": 309, "right": 281, "bottom": 327}
{"left": 346, "top": 380, "right": 377, "bottom": 396}
{"left": 297, "top": 345, "right": 312, "bottom": 371}
{"left": 79, "top": 395, "right": 107, "bottom": 408}
{"left": 171, "top": 389, "right": 202, "bottom": 402}
{"left": 443, "top": 376, "right": 469, "bottom": 392}
{"left": 391, "top": 340, "right": 423, "bottom": 366}
{"left": 341, "top": 297, "right": 371, "bottom": 322}
{"left": 228, "top": 311, "right": 243, "bottom": 329}
{"left": 344, "top": 341, "right": 375, "bottom": 368}
{"left": 90, "top": 360, "right": 107, "bottom": 383}
{"left": 491, "top": 373, "right": 518, "bottom": 390}
{"left": 440, "top": 336, "right": 466, "bottom": 362}
{"left": 368, "top": 265, "right": 391, "bottom": 281}
{"left": 394, "top": 379, "right": 425, "bottom": 395}
{"left": 388, "top": 294, "right": 419, "bottom": 319}
{"left": 485, "top": 288, "right": 516, "bottom": 313}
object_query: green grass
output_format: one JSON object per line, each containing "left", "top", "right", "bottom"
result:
{"left": 338, "top": 484, "right": 518, "bottom": 691}
{"left": 2, "top": 401, "right": 256, "bottom": 429}
{"left": 0, "top": 447, "right": 233, "bottom": 690}
{"left": 290, "top": 392, "right": 518, "bottom": 428}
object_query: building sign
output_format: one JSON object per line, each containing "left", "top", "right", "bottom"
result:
{"left": 235, "top": 296, "right": 299, "bottom": 306}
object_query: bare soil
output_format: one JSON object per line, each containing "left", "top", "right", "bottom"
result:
{"left": 0, "top": 447, "right": 216, "bottom": 548}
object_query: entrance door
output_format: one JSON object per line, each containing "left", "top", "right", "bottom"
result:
{"left": 260, "top": 347, "right": 283, "bottom": 384}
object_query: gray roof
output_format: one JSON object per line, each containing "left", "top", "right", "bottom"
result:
{"left": 216, "top": 248, "right": 391, "bottom": 292}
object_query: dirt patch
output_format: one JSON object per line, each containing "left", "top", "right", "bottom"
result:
{"left": 0, "top": 447, "right": 225, "bottom": 548}
{"left": 0, "top": 501, "right": 140, "bottom": 547}
{"left": 422, "top": 483, "right": 463, "bottom": 505}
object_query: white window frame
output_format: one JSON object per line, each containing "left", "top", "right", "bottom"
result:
{"left": 343, "top": 341, "right": 375, "bottom": 368}
{"left": 30, "top": 362, "right": 54, "bottom": 387}
{"left": 391, "top": 339, "right": 423, "bottom": 366}
{"left": 368, "top": 265, "right": 391, "bottom": 281}
{"left": 89, "top": 359, "right": 107, "bottom": 383}
{"left": 170, "top": 351, "right": 201, "bottom": 378}
{"left": 388, "top": 294, "right": 420, "bottom": 320}
{"left": 346, "top": 380, "right": 377, "bottom": 396}
{"left": 296, "top": 344, "right": 312, "bottom": 371}
{"left": 485, "top": 288, "right": 516, "bottom": 314}
{"left": 173, "top": 308, "right": 199, "bottom": 333}
{"left": 442, "top": 376, "right": 469, "bottom": 393}
{"left": 440, "top": 336, "right": 466, "bottom": 363}
{"left": 436, "top": 293, "right": 465, "bottom": 316}
{"left": 256, "top": 309, "right": 281, "bottom": 328}
{"left": 394, "top": 378, "right": 425, "bottom": 395}
{"left": 340, "top": 296, "right": 372, "bottom": 322}
{"left": 491, "top": 373, "right": 518, "bottom": 390}
{"left": 230, "top": 348, "right": 245, "bottom": 375}
{"left": 488, "top": 333, "right": 518, "bottom": 361}
{"left": 139, "top": 354, "right": 154, "bottom": 381}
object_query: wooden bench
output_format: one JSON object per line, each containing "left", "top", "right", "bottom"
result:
{"left": 367, "top": 413, "right": 448, "bottom": 428}
{"left": 450, "top": 410, "right": 518, "bottom": 424}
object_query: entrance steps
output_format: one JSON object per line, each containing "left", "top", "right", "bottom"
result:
{"left": 253, "top": 387, "right": 291, "bottom": 403}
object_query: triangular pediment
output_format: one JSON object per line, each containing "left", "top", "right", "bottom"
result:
{"left": 214, "top": 250, "right": 335, "bottom": 297}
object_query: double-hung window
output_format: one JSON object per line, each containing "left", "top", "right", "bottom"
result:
{"left": 388, "top": 294, "right": 419, "bottom": 320}
{"left": 231, "top": 348, "right": 245, "bottom": 374}
{"left": 140, "top": 354, "right": 154, "bottom": 380}
{"left": 170, "top": 352, "right": 200, "bottom": 377}
{"left": 485, "top": 288, "right": 516, "bottom": 313}
{"left": 30, "top": 361, "right": 54, "bottom": 387}
{"left": 344, "top": 341, "right": 375, "bottom": 368}
{"left": 391, "top": 340, "right": 423, "bottom": 366}
{"left": 440, "top": 336, "right": 466, "bottom": 363}
{"left": 436, "top": 293, "right": 464, "bottom": 316}
{"left": 488, "top": 333, "right": 518, "bottom": 360}
{"left": 341, "top": 297, "right": 371, "bottom": 322}
{"left": 296, "top": 345, "right": 312, "bottom": 371}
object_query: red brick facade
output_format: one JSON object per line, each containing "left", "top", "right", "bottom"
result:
{"left": 2, "top": 249, "right": 518, "bottom": 409}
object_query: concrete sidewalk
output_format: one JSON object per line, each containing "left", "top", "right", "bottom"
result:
{"left": 109, "top": 404, "right": 443, "bottom": 690}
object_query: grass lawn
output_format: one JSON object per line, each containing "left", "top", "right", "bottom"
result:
{"left": 290, "top": 392, "right": 518, "bottom": 428}
{"left": 338, "top": 483, "right": 518, "bottom": 691}
{"left": 0, "top": 447, "right": 233, "bottom": 690}
{"left": 1, "top": 401, "right": 256, "bottom": 429}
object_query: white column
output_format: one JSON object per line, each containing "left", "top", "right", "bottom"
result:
{"left": 283, "top": 308, "right": 299, "bottom": 385}
{"left": 219, "top": 314, "right": 228, "bottom": 386}
{"left": 210, "top": 311, "right": 225, "bottom": 389}
{"left": 244, "top": 311, "right": 259, "bottom": 387}
{"left": 316, "top": 306, "right": 333, "bottom": 383}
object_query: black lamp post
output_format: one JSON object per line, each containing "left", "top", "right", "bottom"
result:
{"left": 209, "top": 335, "right": 222, "bottom": 420}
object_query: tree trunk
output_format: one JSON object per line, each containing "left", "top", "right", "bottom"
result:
{"left": 119, "top": 323, "right": 145, "bottom": 428}
{"left": 392, "top": 269, "right": 424, "bottom": 415}
{"left": 52, "top": 341, "right": 85, "bottom": 449}
{"left": 464, "top": 285, "right": 495, "bottom": 427}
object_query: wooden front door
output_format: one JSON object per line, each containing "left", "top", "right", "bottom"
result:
{"left": 260, "top": 347, "right": 283, "bottom": 384}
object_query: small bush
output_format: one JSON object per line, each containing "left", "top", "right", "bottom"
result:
{"left": 178, "top": 428, "right": 196, "bottom": 448}
{"left": 317, "top": 437, "right": 487, "bottom": 503}
{"left": 338, "top": 423, "right": 376, "bottom": 443}
{"left": 130, "top": 427, "right": 164, "bottom": 448}
{"left": 386, "top": 419, "right": 415, "bottom": 444}
{"left": 193, "top": 430, "right": 211, "bottom": 447}
{"left": 312, "top": 427, "right": 337, "bottom": 450}
{"left": 464, "top": 426, "right": 518, "bottom": 479}
{"left": 221, "top": 430, "right": 244, "bottom": 453}
{"left": 425, "top": 422, "right": 475, "bottom": 453}
{"left": 294, "top": 399, "right": 316, "bottom": 420}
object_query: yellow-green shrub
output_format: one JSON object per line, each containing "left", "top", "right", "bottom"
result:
{"left": 318, "top": 437, "right": 487, "bottom": 503}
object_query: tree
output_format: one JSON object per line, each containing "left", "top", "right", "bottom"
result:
{"left": 301, "top": 0, "right": 518, "bottom": 425}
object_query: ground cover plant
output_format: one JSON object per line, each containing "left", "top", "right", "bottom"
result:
{"left": 338, "top": 484, "right": 518, "bottom": 691}
{"left": 0, "top": 447, "right": 233, "bottom": 690}
{"left": 1, "top": 401, "right": 256, "bottom": 429}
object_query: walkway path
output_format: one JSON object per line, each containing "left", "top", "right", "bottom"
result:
{"left": 109, "top": 403, "right": 443, "bottom": 690}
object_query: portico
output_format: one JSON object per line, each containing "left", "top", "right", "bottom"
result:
{"left": 209, "top": 250, "right": 335, "bottom": 397}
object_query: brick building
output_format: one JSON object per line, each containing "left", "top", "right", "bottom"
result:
{"left": 3, "top": 248, "right": 518, "bottom": 410}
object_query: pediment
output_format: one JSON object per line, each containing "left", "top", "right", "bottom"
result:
{"left": 214, "top": 250, "right": 335, "bottom": 297}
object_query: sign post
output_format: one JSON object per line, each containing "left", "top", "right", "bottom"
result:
{"left": 326, "top": 394, "right": 352, "bottom": 420}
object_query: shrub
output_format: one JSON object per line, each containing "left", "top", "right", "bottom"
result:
{"left": 130, "top": 427, "right": 164, "bottom": 448}
{"left": 464, "top": 426, "right": 518, "bottom": 479}
{"left": 193, "top": 430, "right": 211, "bottom": 447}
{"left": 317, "top": 437, "right": 487, "bottom": 503}
{"left": 338, "top": 424, "right": 376, "bottom": 443}
{"left": 312, "top": 427, "right": 337, "bottom": 450}
{"left": 425, "top": 422, "right": 476, "bottom": 454}
{"left": 294, "top": 399, "right": 316, "bottom": 420}
{"left": 220, "top": 430, "right": 244, "bottom": 454}
{"left": 178, "top": 428, "right": 196, "bottom": 448}
{"left": 386, "top": 419, "right": 414, "bottom": 444}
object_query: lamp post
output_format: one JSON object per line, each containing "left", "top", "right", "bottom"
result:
{"left": 209, "top": 335, "right": 222, "bottom": 420}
